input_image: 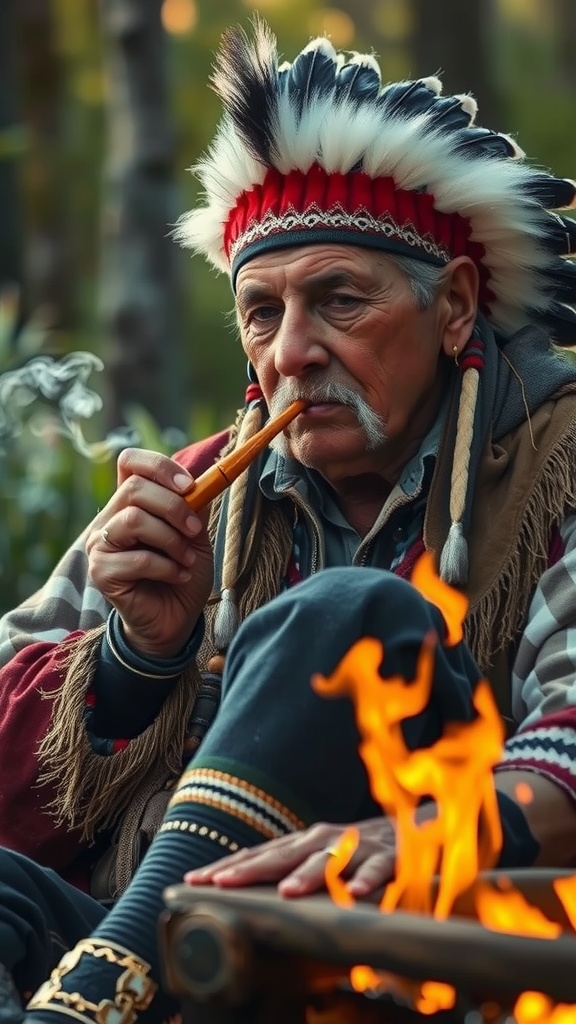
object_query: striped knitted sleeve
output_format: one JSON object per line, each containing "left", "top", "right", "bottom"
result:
{"left": 509, "top": 513, "right": 576, "bottom": 727}
{"left": 497, "top": 707, "right": 576, "bottom": 803}
{"left": 498, "top": 514, "right": 576, "bottom": 800}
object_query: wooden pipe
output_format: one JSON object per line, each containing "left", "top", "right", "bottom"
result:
{"left": 183, "top": 399, "right": 307, "bottom": 510}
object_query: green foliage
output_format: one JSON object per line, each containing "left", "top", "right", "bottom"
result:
{"left": 0, "top": 297, "right": 116, "bottom": 610}
{"left": 0, "top": 288, "right": 230, "bottom": 612}
{"left": 0, "top": 418, "right": 115, "bottom": 610}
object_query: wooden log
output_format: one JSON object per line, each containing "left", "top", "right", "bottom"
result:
{"left": 160, "top": 873, "right": 576, "bottom": 1007}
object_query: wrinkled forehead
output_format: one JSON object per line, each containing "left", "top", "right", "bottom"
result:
{"left": 234, "top": 242, "right": 410, "bottom": 298}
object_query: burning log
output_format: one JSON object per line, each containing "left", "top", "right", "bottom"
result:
{"left": 159, "top": 876, "right": 576, "bottom": 1021}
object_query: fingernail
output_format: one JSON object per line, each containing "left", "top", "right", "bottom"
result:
{"left": 278, "top": 877, "right": 306, "bottom": 896}
{"left": 186, "top": 516, "right": 201, "bottom": 535}
{"left": 174, "top": 472, "right": 193, "bottom": 491}
{"left": 178, "top": 569, "right": 192, "bottom": 581}
{"left": 347, "top": 879, "right": 369, "bottom": 896}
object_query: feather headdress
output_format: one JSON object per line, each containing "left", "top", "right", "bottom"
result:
{"left": 176, "top": 17, "right": 576, "bottom": 344}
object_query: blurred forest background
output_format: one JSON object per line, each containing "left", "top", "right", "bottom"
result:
{"left": 1, "top": 0, "right": 575, "bottom": 609}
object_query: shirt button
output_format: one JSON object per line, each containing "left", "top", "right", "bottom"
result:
{"left": 393, "top": 526, "right": 405, "bottom": 542}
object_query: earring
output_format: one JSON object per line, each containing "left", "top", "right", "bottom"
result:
{"left": 452, "top": 345, "right": 459, "bottom": 367}
{"left": 246, "top": 360, "right": 259, "bottom": 384}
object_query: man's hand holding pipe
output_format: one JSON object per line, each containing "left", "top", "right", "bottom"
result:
{"left": 86, "top": 448, "right": 214, "bottom": 660}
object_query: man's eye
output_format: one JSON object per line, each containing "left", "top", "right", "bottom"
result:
{"left": 250, "top": 305, "right": 279, "bottom": 322}
{"left": 327, "top": 293, "right": 361, "bottom": 307}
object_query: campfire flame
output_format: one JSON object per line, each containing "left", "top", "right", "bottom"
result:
{"left": 313, "top": 552, "right": 576, "bottom": 1020}
{"left": 514, "top": 992, "right": 576, "bottom": 1024}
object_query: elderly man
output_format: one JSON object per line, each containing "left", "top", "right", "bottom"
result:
{"left": 2, "top": 17, "right": 576, "bottom": 1024}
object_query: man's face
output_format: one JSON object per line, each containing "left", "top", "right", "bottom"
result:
{"left": 235, "top": 244, "right": 453, "bottom": 485}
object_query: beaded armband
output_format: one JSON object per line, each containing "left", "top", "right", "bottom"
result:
{"left": 27, "top": 938, "right": 160, "bottom": 1024}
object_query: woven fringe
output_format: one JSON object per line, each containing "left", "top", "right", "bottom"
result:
{"left": 199, "top": 498, "right": 293, "bottom": 668}
{"left": 439, "top": 520, "right": 469, "bottom": 586}
{"left": 36, "top": 626, "right": 202, "bottom": 841}
{"left": 465, "top": 422, "right": 576, "bottom": 673}
{"left": 237, "top": 500, "right": 293, "bottom": 621}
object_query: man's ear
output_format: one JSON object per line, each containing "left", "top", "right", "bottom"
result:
{"left": 440, "top": 256, "right": 480, "bottom": 359}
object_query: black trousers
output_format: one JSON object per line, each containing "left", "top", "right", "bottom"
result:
{"left": 0, "top": 567, "right": 485, "bottom": 1002}
{"left": 0, "top": 850, "right": 105, "bottom": 997}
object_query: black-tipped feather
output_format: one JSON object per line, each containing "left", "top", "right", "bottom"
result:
{"left": 379, "top": 79, "right": 440, "bottom": 119}
{"left": 336, "top": 60, "right": 381, "bottom": 104}
{"left": 281, "top": 41, "right": 339, "bottom": 109}
{"left": 544, "top": 257, "right": 576, "bottom": 303}
{"left": 452, "top": 128, "right": 520, "bottom": 160}
{"left": 425, "top": 96, "right": 476, "bottom": 132}
{"left": 521, "top": 174, "right": 576, "bottom": 211}
{"left": 543, "top": 216, "right": 576, "bottom": 257}
{"left": 211, "top": 23, "right": 278, "bottom": 165}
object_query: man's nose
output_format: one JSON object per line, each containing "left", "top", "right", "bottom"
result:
{"left": 273, "top": 306, "right": 330, "bottom": 378}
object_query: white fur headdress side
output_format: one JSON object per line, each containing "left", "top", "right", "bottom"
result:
{"left": 176, "top": 17, "right": 576, "bottom": 344}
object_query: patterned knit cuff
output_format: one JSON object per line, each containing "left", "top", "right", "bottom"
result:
{"left": 106, "top": 609, "right": 204, "bottom": 679}
{"left": 499, "top": 723, "right": 576, "bottom": 803}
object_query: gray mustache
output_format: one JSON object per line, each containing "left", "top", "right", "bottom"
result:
{"left": 271, "top": 380, "right": 365, "bottom": 411}
{"left": 270, "top": 381, "right": 387, "bottom": 451}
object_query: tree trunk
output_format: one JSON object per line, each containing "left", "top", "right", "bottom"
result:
{"left": 0, "top": 0, "right": 25, "bottom": 327}
{"left": 554, "top": 0, "right": 576, "bottom": 91}
{"left": 99, "top": 0, "right": 185, "bottom": 431}
{"left": 15, "top": 0, "right": 75, "bottom": 335}
{"left": 411, "top": 0, "right": 502, "bottom": 130}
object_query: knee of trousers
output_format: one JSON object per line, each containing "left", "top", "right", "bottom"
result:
{"left": 225, "top": 565, "right": 481, "bottom": 728}
{"left": 235, "top": 565, "right": 449, "bottom": 649}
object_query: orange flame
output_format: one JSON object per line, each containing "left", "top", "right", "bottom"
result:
{"left": 553, "top": 877, "right": 576, "bottom": 932}
{"left": 410, "top": 550, "right": 468, "bottom": 646}
{"left": 476, "top": 881, "right": 562, "bottom": 939}
{"left": 324, "top": 827, "right": 358, "bottom": 909}
{"left": 314, "top": 553, "right": 576, "bottom": 1018}
{"left": 416, "top": 981, "right": 457, "bottom": 1015}
{"left": 314, "top": 638, "right": 505, "bottom": 919}
{"left": 514, "top": 992, "right": 576, "bottom": 1024}
{"left": 349, "top": 965, "right": 386, "bottom": 993}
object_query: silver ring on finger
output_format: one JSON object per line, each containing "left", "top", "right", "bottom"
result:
{"left": 101, "top": 525, "right": 120, "bottom": 549}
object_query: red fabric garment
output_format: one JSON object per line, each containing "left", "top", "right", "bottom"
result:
{"left": 0, "top": 430, "right": 229, "bottom": 888}
{"left": 0, "top": 635, "right": 89, "bottom": 875}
